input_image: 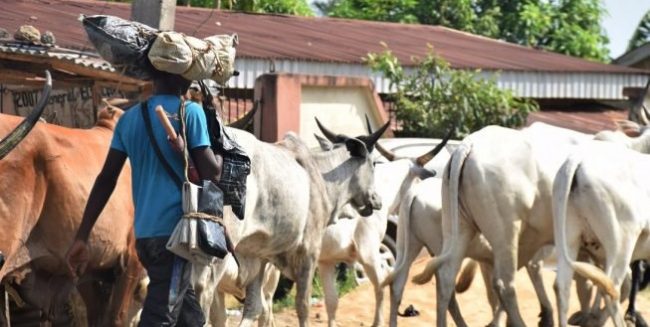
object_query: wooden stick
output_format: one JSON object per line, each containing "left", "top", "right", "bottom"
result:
{"left": 155, "top": 105, "right": 177, "bottom": 141}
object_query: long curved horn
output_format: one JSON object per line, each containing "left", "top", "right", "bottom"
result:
{"left": 228, "top": 100, "right": 259, "bottom": 130}
{"left": 365, "top": 115, "right": 396, "bottom": 160}
{"left": 364, "top": 115, "right": 373, "bottom": 134}
{"left": 361, "top": 119, "right": 390, "bottom": 150}
{"left": 415, "top": 126, "right": 454, "bottom": 167}
{"left": 0, "top": 71, "right": 52, "bottom": 160}
{"left": 315, "top": 117, "right": 346, "bottom": 143}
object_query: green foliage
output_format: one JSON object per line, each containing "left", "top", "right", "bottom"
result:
{"left": 317, "top": 0, "right": 609, "bottom": 62}
{"left": 179, "top": 0, "right": 314, "bottom": 16}
{"left": 272, "top": 265, "right": 359, "bottom": 313}
{"left": 628, "top": 10, "right": 650, "bottom": 52}
{"left": 366, "top": 46, "right": 538, "bottom": 138}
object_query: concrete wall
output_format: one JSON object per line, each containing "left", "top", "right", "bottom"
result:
{"left": 253, "top": 73, "right": 390, "bottom": 145}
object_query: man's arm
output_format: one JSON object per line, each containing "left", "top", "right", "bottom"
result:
{"left": 75, "top": 148, "right": 128, "bottom": 242}
{"left": 190, "top": 146, "right": 222, "bottom": 183}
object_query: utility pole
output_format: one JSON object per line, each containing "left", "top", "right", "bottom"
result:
{"left": 131, "top": 0, "right": 176, "bottom": 31}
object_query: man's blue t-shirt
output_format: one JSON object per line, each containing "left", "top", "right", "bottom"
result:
{"left": 111, "top": 94, "right": 210, "bottom": 239}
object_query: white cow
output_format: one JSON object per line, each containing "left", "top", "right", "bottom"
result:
{"left": 383, "top": 177, "right": 496, "bottom": 327}
{"left": 192, "top": 120, "right": 387, "bottom": 327}
{"left": 411, "top": 123, "right": 592, "bottom": 327}
{"left": 552, "top": 141, "right": 650, "bottom": 327}
{"left": 315, "top": 130, "right": 451, "bottom": 327}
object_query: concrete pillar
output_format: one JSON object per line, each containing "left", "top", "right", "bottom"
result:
{"left": 131, "top": 0, "right": 176, "bottom": 31}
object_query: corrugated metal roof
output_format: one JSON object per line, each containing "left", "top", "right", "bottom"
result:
{"left": 1, "top": 0, "right": 646, "bottom": 74}
{"left": 526, "top": 109, "right": 628, "bottom": 134}
{"left": 231, "top": 58, "right": 649, "bottom": 99}
{"left": 0, "top": 41, "right": 115, "bottom": 72}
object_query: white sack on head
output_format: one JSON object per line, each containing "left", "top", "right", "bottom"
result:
{"left": 147, "top": 32, "right": 238, "bottom": 85}
{"left": 148, "top": 32, "right": 193, "bottom": 74}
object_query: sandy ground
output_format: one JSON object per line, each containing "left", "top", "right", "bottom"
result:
{"left": 228, "top": 257, "right": 650, "bottom": 326}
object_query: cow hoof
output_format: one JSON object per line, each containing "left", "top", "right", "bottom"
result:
{"left": 575, "top": 313, "right": 602, "bottom": 327}
{"left": 626, "top": 311, "right": 649, "bottom": 327}
{"left": 568, "top": 312, "right": 585, "bottom": 326}
{"left": 538, "top": 308, "right": 553, "bottom": 327}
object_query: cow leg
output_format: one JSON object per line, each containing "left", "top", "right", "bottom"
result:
{"left": 259, "top": 265, "right": 280, "bottom": 327}
{"left": 568, "top": 251, "right": 595, "bottom": 326}
{"left": 360, "top": 249, "right": 387, "bottom": 327}
{"left": 105, "top": 248, "right": 143, "bottom": 327}
{"left": 601, "top": 242, "right": 635, "bottom": 327}
{"left": 625, "top": 261, "right": 643, "bottom": 327}
{"left": 447, "top": 293, "right": 468, "bottom": 327}
{"left": 77, "top": 278, "right": 109, "bottom": 327}
{"left": 483, "top": 223, "right": 526, "bottom": 327}
{"left": 294, "top": 256, "right": 317, "bottom": 327}
{"left": 435, "top": 227, "right": 473, "bottom": 327}
{"left": 210, "top": 290, "right": 227, "bottom": 327}
{"left": 318, "top": 262, "right": 338, "bottom": 327}
{"left": 481, "top": 263, "right": 506, "bottom": 327}
{"left": 240, "top": 263, "right": 267, "bottom": 327}
{"left": 526, "top": 260, "right": 553, "bottom": 327}
{"left": 388, "top": 240, "right": 423, "bottom": 327}
{"left": 192, "top": 262, "right": 217, "bottom": 323}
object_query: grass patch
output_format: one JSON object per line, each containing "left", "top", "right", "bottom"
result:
{"left": 272, "top": 264, "right": 359, "bottom": 313}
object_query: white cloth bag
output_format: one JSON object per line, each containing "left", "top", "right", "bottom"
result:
{"left": 166, "top": 182, "right": 214, "bottom": 265}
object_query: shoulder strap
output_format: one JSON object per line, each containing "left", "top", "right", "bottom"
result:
{"left": 141, "top": 100, "right": 183, "bottom": 187}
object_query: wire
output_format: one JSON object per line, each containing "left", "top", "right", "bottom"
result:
{"left": 191, "top": 0, "right": 218, "bottom": 36}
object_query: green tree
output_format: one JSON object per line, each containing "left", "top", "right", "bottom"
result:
{"left": 318, "top": 0, "right": 609, "bottom": 62}
{"left": 628, "top": 10, "right": 650, "bottom": 51}
{"left": 179, "top": 0, "right": 313, "bottom": 16}
{"left": 366, "top": 46, "right": 538, "bottom": 138}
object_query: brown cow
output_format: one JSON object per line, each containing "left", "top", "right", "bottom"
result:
{"left": 0, "top": 76, "right": 141, "bottom": 326}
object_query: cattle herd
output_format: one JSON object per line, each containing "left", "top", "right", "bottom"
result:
{"left": 2, "top": 75, "right": 650, "bottom": 327}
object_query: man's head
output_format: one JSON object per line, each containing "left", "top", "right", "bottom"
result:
{"left": 151, "top": 70, "right": 192, "bottom": 96}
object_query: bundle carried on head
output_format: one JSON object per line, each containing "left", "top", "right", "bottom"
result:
{"left": 80, "top": 14, "right": 238, "bottom": 85}
{"left": 148, "top": 32, "right": 238, "bottom": 85}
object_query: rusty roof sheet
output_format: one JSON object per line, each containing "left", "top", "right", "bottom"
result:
{"left": 0, "top": 41, "right": 115, "bottom": 72}
{"left": 526, "top": 109, "right": 628, "bottom": 134}
{"left": 1, "top": 0, "right": 646, "bottom": 74}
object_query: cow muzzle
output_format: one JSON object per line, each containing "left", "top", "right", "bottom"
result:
{"left": 356, "top": 192, "right": 381, "bottom": 217}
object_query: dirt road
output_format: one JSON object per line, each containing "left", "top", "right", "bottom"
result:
{"left": 260, "top": 257, "right": 650, "bottom": 326}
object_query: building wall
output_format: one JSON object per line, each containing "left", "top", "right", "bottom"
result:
{"left": 254, "top": 74, "right": 390, "bottom": 144}
{"left": 0, "top": 84, "right": 122, "bottom": 128}
{"left": 299, "top": 86, "right": 379, "bottom": 148}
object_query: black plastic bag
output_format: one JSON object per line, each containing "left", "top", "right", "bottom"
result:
{"left": 196, "top": 180, "right": 230, "bottom": 259}
{"left": 196, "top": 219, "right": 229, "bottom": 259}
{"left": 81, "top": 15, "right": 158, "bottom": 79}
{"left": 198, "top": 180, "right": 224, "bottom": 217}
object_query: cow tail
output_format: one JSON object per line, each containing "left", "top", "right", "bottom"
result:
{"left": 412, "top": 142, "right": 472, "bottom": 285}
{"left": 455, "top": 259, "right": 478, "bottom": 293}
{"left": 553, "top": 155, "right": 618, "bottom": 300}
{"left": 380, "top": 190, "right": 417, "bottom": 288}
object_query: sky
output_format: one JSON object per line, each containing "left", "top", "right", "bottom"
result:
{"left": 308, "top": 0, "right": 650, "bottom": 60}
{"left": 603, "top": 0, "right": 650, "bottom": 59}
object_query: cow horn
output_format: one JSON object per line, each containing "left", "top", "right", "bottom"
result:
{"left": 363, "top": 119, "right": 391, "bottom": 150}
{"left": 641, "top": 101, "right": 650, "bottom": 125}
{"left": 228, "top": 100, "right": 259, "bottom": 130}
{"left": 315, "top": 117, "right": 347, "bottom": 143}
{"left": 365, "top": 115, "right": 396, "bottom": 161}
{"left": 415, "top": 126, "right": 454, "bottom": 167}
{"left": 364, "top": 115, "right": 373, "bottom": 134}
{"left": 0, "top": 71, "right": 52, "bottom": 160}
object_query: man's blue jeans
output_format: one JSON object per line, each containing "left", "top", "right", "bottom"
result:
{"left": 135, "top": 237, "right": 205, "bottom": 327}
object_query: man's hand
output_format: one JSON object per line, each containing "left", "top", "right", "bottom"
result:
{"left": 65, "top": 239, "right": 89, "bottom": 279}
{"left": 168, "top": 135, "right": 185, "bottom": 153}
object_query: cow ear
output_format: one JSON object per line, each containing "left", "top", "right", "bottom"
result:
{"left": 410, "top": 165, "right": 436, "bottom": 179}
{"left": 615, "top": 120, "right": 642, "bottom": 137}
{"left": 314, "top": 134, "right": 334, "bottom": 151}
{"left": 345, "top": 138, "right": 369, "bottom": 158}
